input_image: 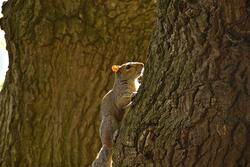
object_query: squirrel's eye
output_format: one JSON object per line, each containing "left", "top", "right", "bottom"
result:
{"left": 125, "top": 65, "right": 131, "bottom": 70}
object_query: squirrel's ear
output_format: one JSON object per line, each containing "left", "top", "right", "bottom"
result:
{"left": 112, "top": 65, "right": 120, "bottom": 73}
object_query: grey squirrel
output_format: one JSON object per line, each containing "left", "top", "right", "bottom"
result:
{"left": 92, "top": 62, "right": 144, "bottom": 167}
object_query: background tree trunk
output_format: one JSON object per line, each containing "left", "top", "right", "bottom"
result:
{"left": 114, "top": 0, "right": 250, "bottom": 166}
{"left": 0, "top": 1, "right": 155, "bottom": 166}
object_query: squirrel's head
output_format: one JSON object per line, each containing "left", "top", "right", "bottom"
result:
{"left": 112, "top": 62, "right": 144, "bottom": 81}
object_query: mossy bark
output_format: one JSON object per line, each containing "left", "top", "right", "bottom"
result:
{"left": 0, "top": 0, "right": 155, "bottom": 166}
{"left": 113, "top": 0, "right": 250, "bottom": 166}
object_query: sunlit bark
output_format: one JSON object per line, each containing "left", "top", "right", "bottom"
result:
{"left": 0, "top": 1, "right": 155, "bottom": 166}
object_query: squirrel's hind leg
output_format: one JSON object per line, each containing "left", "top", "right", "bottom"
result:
{"left": 93, "top": 116, "right": 117, "bottom": 167}
{"left": 92, "top": 146, "right": 112, "bottom": 167}
{"left": 100, "top": 116, "right": 118, "bottom": 147}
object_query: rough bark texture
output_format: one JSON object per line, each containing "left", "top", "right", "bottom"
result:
{"left": 114, "top": 0, "right": 250, "bottom": 166}
{"left": 0, "top": 0, "right": 155, "bottom": 166}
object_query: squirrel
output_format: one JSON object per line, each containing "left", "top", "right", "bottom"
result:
{"left": 92, "top": 62, "right": 144, "bottom": 167}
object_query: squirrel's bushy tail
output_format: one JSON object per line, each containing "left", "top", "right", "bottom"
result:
{"left": 92, "top": 146, "right": 112, "bottom": 167}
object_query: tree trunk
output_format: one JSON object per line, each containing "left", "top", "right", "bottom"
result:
{"left": 0, "top": 1, "right": 155, "bottom": 166}
{"left": 113, "top": 0, "right": 250, "bottom": 166}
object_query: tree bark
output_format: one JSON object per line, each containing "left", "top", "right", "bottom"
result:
{"left": 113, "top": 0, "right": 250, "bottom": 166}
{"left": 0, "top": 1, "right": 155, "bottom": 166}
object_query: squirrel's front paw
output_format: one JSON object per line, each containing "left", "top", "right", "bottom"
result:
{"left": 131, "top": 91, "right": 137, "bottom": 100}
{"left": 112, "top": 129, "right": 119, "bottom": 143}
